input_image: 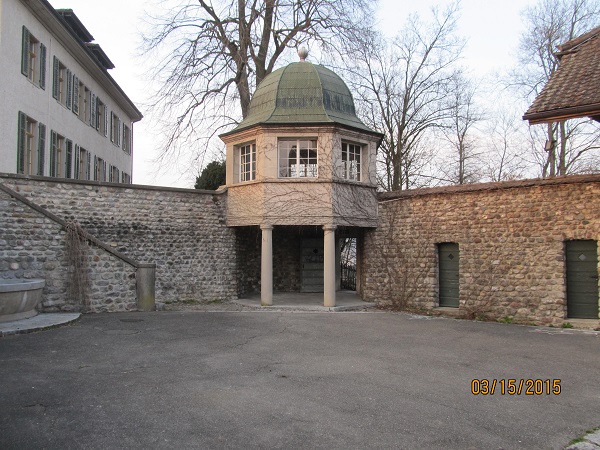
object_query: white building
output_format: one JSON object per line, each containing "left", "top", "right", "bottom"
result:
{"left": 0, "top": 0, "right": 142, "bottom": 183}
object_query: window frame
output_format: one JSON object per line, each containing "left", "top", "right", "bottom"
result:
{"left": 21, "top": 26, "right": 46, "bottom": 89}
{"left": 341, "top": 142, "right": 363, "bottom": 182}
{"left": 238, "top": 143, "right": 256, "bottom": 182}
{"left": 17, "top": 112, "right": 45, "bottom": 176}
{"left": 278, "top": 138, "right": 318, "bottom": 178}
{"left": 50, "top": 131, "right": 65, "bottom": 178}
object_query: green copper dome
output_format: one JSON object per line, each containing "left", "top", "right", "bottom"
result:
{"left": 225, "top": 61, "right": 377, "bottom": 135}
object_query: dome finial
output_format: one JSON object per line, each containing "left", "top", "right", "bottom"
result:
{"left": 298, "top": 46, "right": 309, "bottom": 62}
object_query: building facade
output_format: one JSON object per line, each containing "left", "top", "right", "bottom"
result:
{"left": 0, "top": 0, "right": 142, "bottom": 183}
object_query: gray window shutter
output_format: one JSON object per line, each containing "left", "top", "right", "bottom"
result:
{"left": 110, "top": 112, "right": 114, "bottom": 142}
{"left": 21, "top": 26, "right": 29, "bottom": 77}
{"left": 117, "top": 117, "right": 121, "bottom": 146}
{"left": 72, "top": 75, "right": 79, "bottom": 114}
{"left": 50, "top": 131, "right": 57, "bottom": 177}
{"left": 39, "top": 43, "right": 46, "bottom": 89}
{"left": 17, "top": 112, "right": 26, "bottom": 174}
{"left": 93, "top": 155, "right": 98, "bottom": 181}
{"left": 116, "top": 168, "right": 120, "bottom": 184}
{"left": 74, "top": 144, "right": 80, "bottom": 179}
{"left": 66, "top": 69, "right": 72, "bottom": 109}
{"left": 103, "top": 160, "right": 107, "bottom": 181}
{"left": 65, "top": 139, "right": 73, "bottom": 178}
{"left": 52, "top": 56, "right": 59, "bottom": 99}
{"left": 104, "top": 105, "right": 108, "bottom": 137}
{"left": 91, "top": 94, "right": 97, "bottom": 128}
{"left": 86, "top": 152, "right": 91, "bottom": 180}
{"left": 37, "top": 123, "right": 46, "bottom": 176}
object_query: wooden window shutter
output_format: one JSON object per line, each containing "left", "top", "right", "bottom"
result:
{"left": 72, "top": 75, "right": 79, "bottom": 114}
{"left": 93, "top": 156, "right": 98, "bottom": 181}
{"left": 39, "top": 44, "right": 47, "bottom": 89}
{"left": 50, "top": 131, "right": 57, "bottom": 177}
{"left": 66, "top": 69, "right": 72, "bottom": 109}
{"left": 104, "top": 105, "right": 108, "bottom": 137}
{"left": 21, "top": 26, "right": 29, "bottom": 77}
{"left": 17, "top": 112, "right": 26, "bottom": 174}
{"left": 74, "top": 144, "right": 80, "bottom": 180}
{"left": 91, "top": 94, "right": 97, "bottom": 129}
{"left": 110, "top": 112, "right": 114, "bottom": 142}
{"left": 52, "top": 56, "right": 60, "bottom": 99}
{"left": 117, "top": 117, "right": 121, "bottom": 146}
{"left": 86, "top": 152, "right": 91, "bottom": 180}
{"left": 65, "top": 140, "right": 73, "bottom": 178}
{"left": 103, "top": 160, "right": 107, "bottom": 181}
{"left": 37, "top": 123, "right": 46, "bottom": 176}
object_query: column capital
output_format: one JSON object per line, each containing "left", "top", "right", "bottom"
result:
{"left": 323, "top": 224, "right": 337, "bottom": 232}
{"left": 260, "top": 223, "right": 273, "bottom": 231}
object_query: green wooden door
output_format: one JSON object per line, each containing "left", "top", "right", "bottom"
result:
{"left": 301, "top": 238, "right": 324, "bottom": 292}
{"left": 439, "top": 243, "right": 459, "bottom": 307}
{"left": 566, "top": 240, "right": 599, "bottom": 319}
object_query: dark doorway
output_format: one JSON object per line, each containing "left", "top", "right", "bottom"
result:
{"left": 438, "top": 243, "right": 459, "bottom": 307}
{"left": 301, "top": 238, "right": 324, "bottom": 292}
{"left": 566, "top": 240, "right": 599, "bottom": 319}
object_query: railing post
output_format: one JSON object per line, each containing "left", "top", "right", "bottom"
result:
{"left": 136, "top": 264, "right": 156, "bottom": 311}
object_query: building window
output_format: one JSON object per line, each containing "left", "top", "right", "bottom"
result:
{"left": 109, "top": 165, "right": 120, "bottom": 183}
{"left": 78, "top": 85, "right": 91, "bottom": 125}
{"left": 17, "top": 112, "right": 46, "bottom": 176}
{"left": 110, "top": 112, "right": 121, "bottom": 146}
{"left": 94, "top": 156, "right": 106, "bottom": 181}
{"left": 92, "top": 96, "right": 108, "bottom": 136}
{"left": 239, "top": 143, "right": 256, "bottom": 182}
{"left": 341, "top": 142, "right": 362, "bottom": 181}
{"left": 21, "top": 26, "right": 46, "bottom": 89}
{"left": 122, "top": 172, "right": 131, "bottom": 184}
{"left": 50, "top": 131, "right": 65, "bottom": 177}
{"left": 122, "top": 124, "right": 131, "bottom": 154}
{"left": 77, "top": 147, "right": 91, "bottom": 180}
{"left": 278, "top": 139, "right": 317, "bottom": 178}
{"left": 52, "top": 57, "right": 72, "bottom": 108}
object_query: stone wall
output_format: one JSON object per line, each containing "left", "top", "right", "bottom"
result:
{"left": 0, "top": 187, "right": 137, "bottom": 312}
{"left": 360, "top": 175, "right": 600, "bottom": 326}
{"left": 0, "top": 174, "right": 238, "bottom": 308}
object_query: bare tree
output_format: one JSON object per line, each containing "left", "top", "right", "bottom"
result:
{"left": 142, "top": 0, "right": 375, "bottom": 167}
{"left": 342, "top": 2, "right": 465, "bottom": 191}
{"left": 482, "top": 110, "right": 529, "bottom": 182}
{"left": 439, "top": 72, "right": 484, "bottom": 184}
{"left": 514, "top": 0, "right": 600, "bottom": 177}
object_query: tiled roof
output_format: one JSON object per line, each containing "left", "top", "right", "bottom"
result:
{"left": 523, "top": 26, "right": 600, "bottom": 124}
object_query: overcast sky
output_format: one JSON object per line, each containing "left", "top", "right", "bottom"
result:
{"left": 48, "top": 0, "right": 537, "bottom": 188}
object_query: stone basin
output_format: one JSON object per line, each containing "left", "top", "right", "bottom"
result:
{"left": 0, "top": 279, "right": 45, "bottom": 323}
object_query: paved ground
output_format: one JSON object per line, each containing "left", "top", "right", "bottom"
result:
{"left": 1, "top": 309, "right": 599, "bottom": 449}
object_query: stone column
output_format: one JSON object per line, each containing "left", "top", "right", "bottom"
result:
{"left": 260, "top": 224, "right": 273, "bottom": 306}
{"left": 323, "top": 225, "right": 337, "bottom": 307}
{"left": 136, "top": 264, "right": 156, "bottom": 312}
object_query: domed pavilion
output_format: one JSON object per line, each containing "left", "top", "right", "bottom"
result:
{"left": 220, "top": 50, "right": 382, "bottom": 307}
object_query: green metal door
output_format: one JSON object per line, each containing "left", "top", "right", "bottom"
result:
{"left": 439, "top": 243, "right": 459, "bottom": 307}
{"left": 566, "top": 240, "right": 599, "bottom": 319}
{"left": 301, "top": 238, "right": 324, "bottom": 292}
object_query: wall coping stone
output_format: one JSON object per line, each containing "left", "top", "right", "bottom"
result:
{"left": 378, "top": 174, "right": 600, "bottom": 202}
{"left": 0, "top": 173, "right": 227, "bottom": 196}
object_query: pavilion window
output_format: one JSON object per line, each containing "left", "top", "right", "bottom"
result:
{"left": 278, "top": 139, "right": 318, "bottom": 178}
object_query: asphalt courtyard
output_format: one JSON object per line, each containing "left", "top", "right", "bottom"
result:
{"left": 1, "top": 310, "right": 599, "bottom": 449}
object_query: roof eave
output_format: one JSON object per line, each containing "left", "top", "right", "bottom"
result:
{"left": 523, "top": 103, "right": 600, "bottom": 124}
